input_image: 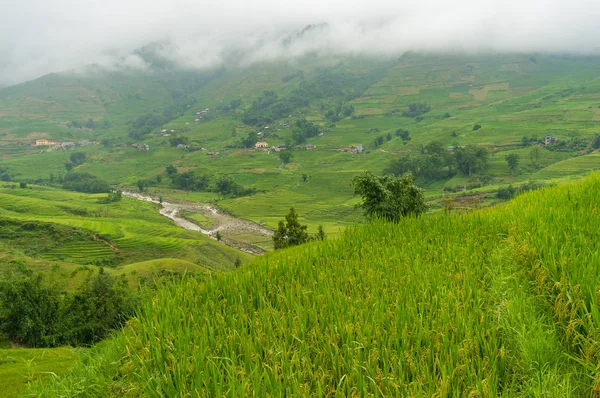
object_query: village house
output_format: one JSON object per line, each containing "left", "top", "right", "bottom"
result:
{"left": 138, "top": 144, "right": 150, "bottom": 152}
{"left": 340, "top": 144, "right": 364, "bottom": 154}
{"left": 544, "top": 136, "right": 557, "bottom": 146}
{"left": 61, "top": 142, "right": 75, "bottom": 149}
{"left": 255, "top": 141, "right": 269, "bottom": 149}
{"left": 34, "top": 139, "right": 57, "bottom": 146}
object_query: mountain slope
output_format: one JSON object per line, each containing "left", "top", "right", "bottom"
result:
{"left": 2, "top": 53, "right": 600, "bottom": 234}
{"left": 29, "top": 173, "right": 600, "bottom": 396}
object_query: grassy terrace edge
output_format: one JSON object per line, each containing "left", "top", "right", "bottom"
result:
{"left": 29, "top": 172, "right": 600, "bottom": 396}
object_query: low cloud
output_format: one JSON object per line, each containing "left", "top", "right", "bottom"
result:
{"left": 2, "top": 0, "right": 600, "bottom": 86}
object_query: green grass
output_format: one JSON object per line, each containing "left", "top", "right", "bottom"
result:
{"left": 0, "top": 347, "right": 79, "bottom": 398}
{"left": 28, "top": 173, "right": 600, "bottom": 396}
{"left": 179, "top": 210, "right": 215, "bottom": 229}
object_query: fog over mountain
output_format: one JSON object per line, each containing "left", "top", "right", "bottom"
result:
{"left": 2, "top": 0, "right": 600, "bottom": 86}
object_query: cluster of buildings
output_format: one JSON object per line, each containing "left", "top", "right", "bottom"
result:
{"left": 543, "top": 136, "right": 557, "bottom": 146}
{"left": 340, "top": 144, "right": 363, "bottom": 154}
{"left": 254, "top": 142, "right": 316, "bottom": 152}
{"left": 254, "top": 142, "right": 287, "bottom": 152}
{"left": 131, "top": 143, "right": 150, "bottom": 152}
{"left": 33, "top": 139, "right": 100, "bottom": 151}
{"left": 195, "top": 108, "right": 210, "bottom": 122}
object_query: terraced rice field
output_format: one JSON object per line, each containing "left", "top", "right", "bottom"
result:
{"left": 0, "top": 185, "right": 249, "bottom": 269}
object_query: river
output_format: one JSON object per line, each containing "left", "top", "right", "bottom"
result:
{"left": 122, "top": 190, "right": 272, "bottom": 255}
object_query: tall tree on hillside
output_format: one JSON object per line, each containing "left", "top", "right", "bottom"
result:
{"left": 593, "top": 133, "right": 600, "bottom": 149}
{"left": 69, "top": 152, "right": 87, "bottom": 166}
{"left": 395, "top": 129, "right": 411, "bottom": 142}
{"left": 529, "top": 146, "right": 541, "bottom": 165}
{"left": 454, "top": 145, "right": 488, "bottom": 176}
{"left": 505, "top": 153, "right": 520, "bottom": 173}
{"left": 279, "top": 150, "right": 293, "bottom": 164}
{"left": 353, "top": 172, "right": 427, "bottom": 222}
{"left": 165, "top": 165, "right": 178, "bottom": 177}
{"left": 273, "top": 207, "right": 309, "bottom": 250}
{"left": 316, "top": 225, "right": 326, "bottom": 241}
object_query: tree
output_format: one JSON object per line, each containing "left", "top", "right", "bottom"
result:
{"left": 241, "top": 132, "right": 258, "bottom": 148}
{"left": 454, "top": 145, "right": 488, "bottom": 176}
{"left": 292, "top": 130, "right": 306, "bottom": 144}
{"left": 593, "top": 133, "right": 600, "bottom": 149}
{"left": 505, "top": 153, "right": 520, "bottom": 173}
{"left": 441, "top": 195, "right": 455, "bottom": 214}
{"left": 529, "top": 146, "right": 541, "bottom": 165}
{"left": 316, "top": 225, "right": 326, "bottom": 241}
{"left": 273, "top": 207, "right": 309, "bottom": 250}
{"left": 216, "top": 231, "right": 222, "bottom": 241}
{"left": 402, "top": 103, "right": 431, "bottom": 118}
{"left": 234, "top": 257, "right": 242, "bottom": 268}
{"left": 97, "top": 190, "right": 122, "bottom": 204}
{"left": 279, "top": 150, "right": 293, "bottom": 164}
{"left": 69, "top": 152, "right": 87, "bottom": 166}
{"left": 473, "top": 124, "right": 482, "bottom": 131}
{"left": 19, "top": 182, "right": 27, "bottom": 189}
{"left": 165, "top": 165, "right": 178, "bottom": 177}
{"left": 352, "top": 172, "right": 427, "bottom": 222}
{"left": 395, "top": 129, "right": 411, "bottom": 144}
{"left": 302, "top": 174, "right": 308, "bottom": 183}
{"left": 137, "top": 180, "right": 146, "bottom": 192}
{"left": 62, "top": 173, "right": 110, "bottom": 193}
{"left": 0, "top": 271, "right": 61, "bottom": 347}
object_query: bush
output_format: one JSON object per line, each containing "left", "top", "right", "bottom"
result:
{"left": 63, "top": 173, "right": 110, "bottom": 194}
{"left": 496, "top": 186, "right": 516, "bottom": 200}
{"left": 0, "top": 266, "right": 138, "bottom": 347}
{"left": 402, "top": 103, "right": 431, "bottom": 118}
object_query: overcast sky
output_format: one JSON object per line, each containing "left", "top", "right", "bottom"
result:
{"left": 1, "top": 0, "right": 600, "bottom": 86}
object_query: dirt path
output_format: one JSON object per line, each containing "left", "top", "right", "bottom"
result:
{"left": 122, "top": 190, "right": 272, "bottom": 255}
